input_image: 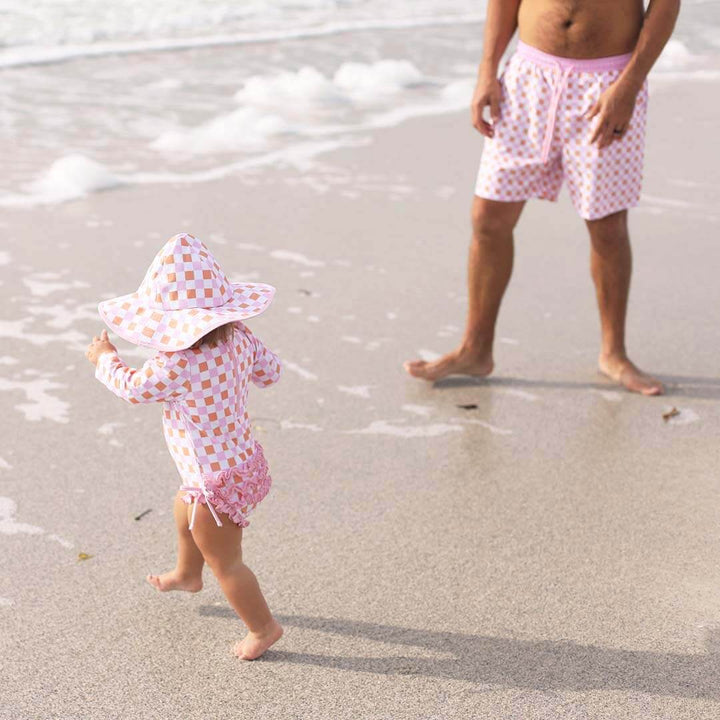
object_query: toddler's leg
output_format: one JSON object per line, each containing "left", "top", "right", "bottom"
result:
{"left": 147, "top": 492, "right": 204, "bottom": 593}
{"left": 190, "top": 503, "right": 283, "bottom": 660}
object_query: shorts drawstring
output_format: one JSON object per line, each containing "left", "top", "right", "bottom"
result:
{"left": 540, "top": 63, "right": 574, "bottom": 164}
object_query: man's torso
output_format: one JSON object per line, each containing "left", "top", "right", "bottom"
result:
{"left": 518, "top": 0, "right": 645, "bottom": 58}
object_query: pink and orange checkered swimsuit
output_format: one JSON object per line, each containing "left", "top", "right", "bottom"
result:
{"left": 475, "top": 41, "right": 648, "bottom": 220}
{"left": 95, "top": 323, "right": 281, "bottom": 529}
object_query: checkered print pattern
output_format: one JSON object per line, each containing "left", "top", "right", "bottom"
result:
{"left": 475, "top": 50, "right": 648, "bottom": 220}
{"left": 99, "top": 233, "right": 275, "bottom": 351}
{"left": 95, "top": 324, "right": 281, "bottom": 527}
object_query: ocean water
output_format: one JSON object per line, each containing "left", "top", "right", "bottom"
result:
{"left": 1, "top": 0, "right": 718, "bottom": 206}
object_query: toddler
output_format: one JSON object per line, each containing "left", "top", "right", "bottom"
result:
{"left": 85, "top": 233, "right": 283, "bottom": 660}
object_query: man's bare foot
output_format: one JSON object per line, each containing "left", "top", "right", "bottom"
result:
{"left": 146, "top": 570, "right": 203, "bottom": 593}
{"left": 404, "top": 347, "right": 494, "bottom": 382}
{"left": 234, "top": 620, "right": 284, "bottom": 661}
{"left": 598, "top": 354, "right": 664, "bottom": 396}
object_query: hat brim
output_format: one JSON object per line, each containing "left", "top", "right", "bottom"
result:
{"left": 98, "top": 282, "right": 275, "bottom": 351}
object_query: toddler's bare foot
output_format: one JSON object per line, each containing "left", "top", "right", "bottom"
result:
{"left": 234, "top": 619, "right": 284, "bottom": 661}
{"left": 598, "top": 354, "right": 664, "bottom": 396}
{"left": 404, "top": 346, "right": 494, "bottom": 382}
{"left": 146, "top": 570, "right": 203, "bottom": 593}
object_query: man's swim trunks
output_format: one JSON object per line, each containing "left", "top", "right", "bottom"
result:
{"left": 475, "top": 41, "right": 648, "bottom": 220}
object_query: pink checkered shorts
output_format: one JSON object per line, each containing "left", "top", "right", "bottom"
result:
{"left": 475, "top": 41, "right": 648, "bottom": 220}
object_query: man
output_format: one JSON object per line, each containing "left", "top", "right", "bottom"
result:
{"left": 405, "top": 0, "right": 680, "bottom": 395}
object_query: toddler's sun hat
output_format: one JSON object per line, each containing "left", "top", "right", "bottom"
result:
{"left": 98, "top": 233, "right": 275, "bottom": 351}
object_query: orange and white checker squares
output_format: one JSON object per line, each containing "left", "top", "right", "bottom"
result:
{"left": 98, "top": 233, "right": 276, "bottom": 352}
{"left": 475, "top": 41, "right": 648, "bottom": 221}
{"left": 95, "top": 323, "right": 281, "bottom": 528}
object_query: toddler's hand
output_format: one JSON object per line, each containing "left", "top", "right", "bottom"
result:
{"left": 86, "top": 329, "right": 117, "bottom": 366}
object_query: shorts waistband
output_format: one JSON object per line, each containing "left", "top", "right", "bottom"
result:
{"left": 516, "top": 40, "right": 632, "bottom": 73}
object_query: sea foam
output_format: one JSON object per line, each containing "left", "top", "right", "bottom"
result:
{"left": 152, "top": 106, "right": 289, "bottom": 154}
{"left": 235, "top": 60, "right": 424, "bottom": 111}
{"left": 28, "top": 154, "right": 122, "bottom": 201}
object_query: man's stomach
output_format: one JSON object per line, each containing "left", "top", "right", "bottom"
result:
{"left": 518, "top": 0, "right": 644, "bottom": 58}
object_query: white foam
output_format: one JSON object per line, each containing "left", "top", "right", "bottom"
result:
{"left": 280, "top": 420, "right": 323, "bottom": 432}
{"left": 98, "top": 422, "right": 123, "bottom": 436}
{"left": 47, "top": 534, "right": 74, "bottom": 549}
{"left": 0, "top": 597, "right": 13, "bottom": 607}
{"left": 441, "top": 78, "right": 474, "bottom": 106}
{"left": 283, "top": 361, "right": 318, "bottom": 381}
{"left": 338, "top": 385, "right": 372, "bottom": 398}
{"left": 236, "top": 66, "right": 345, "bottom": 108}
{"left": 655, "top": 39, "right": 695, "bottom": 72}
{"left": 269, "top": 250, "right": 325, "bottom": 268}
{"left": 0, "top": 318, "right": 86, "bottom": 348}
{"left": 0, "top": 357, "right": 18, "bottom": 366}
{"left": 347, "top": 420, "right": 463, "bottom": 438}
{"left": 152, "top": 106, "right": 289, "bottom": 155}
{"left": 0, "top": 251, "right": 10, "bottom": 266}
{"left": 0, "top": 497, "right": 44, "bottom": 535}
{"left": 0, "top": 14, "right": 485, "bottom": 70}
{"left": 499, "top": 337, "right": 519, "bottom": 345}
{"left": 27, "top": 154, "right": 122, "bottom": 202}
{"left": 333, "top": 60, "right": 424, "bottom": 101}
{"left": 459, "top": 419, "right": 513, "bottom": 436}
{"left": 341, "top": 336, "right": 362, "bottom": 344}
{"left": 0, "top": 377, "right": 70, "bottom": 423}
{"left": 23, "top": 274, "right": 90, "bottom": 298}
{"left": 0, "top": 457, "right": 11, "bottom": 470}
{"left": 401, "top": 404, "right": 432, "bottom": 417}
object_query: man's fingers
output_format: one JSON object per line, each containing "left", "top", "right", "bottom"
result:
{"left": 585, "top": 102, "right": 600, "bottom": 121}
{"left": 598, "top": 124, "right": 615, "bottom": 149}
{"left": 589, "top": 119, "right": 605, "bottom": 145}
{"left": 490, "top": 93, "right": 500, "bottom": 123}
{"left": 101, "top": 329, "right": 108, "bottom": 341}
{"left": 610, "top": 125, "right": 626, "bottom": 143}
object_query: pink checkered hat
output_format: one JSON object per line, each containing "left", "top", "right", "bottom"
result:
{"left": 98, "top": 233, "right": 275, "bottom": 351}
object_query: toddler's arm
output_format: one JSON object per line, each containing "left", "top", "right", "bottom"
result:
{"left": 95, "top": 351, "right": 190, "bottom": 404}
{"left": 250, "top": 334, "right": 282, "bottom": 388}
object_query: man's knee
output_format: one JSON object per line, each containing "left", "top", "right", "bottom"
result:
{"left": 587, "top": 210, "right": 629, "bottom": 248}
{"left": 471, "top": 197, "right": 521, "bottom": 243}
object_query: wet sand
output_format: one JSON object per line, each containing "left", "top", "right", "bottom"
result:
{"left": 1, "top": 75, "right": 720, "bottom": 720}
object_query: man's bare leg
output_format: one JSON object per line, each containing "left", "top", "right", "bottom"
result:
{"left": 404, "top": 197, "right": 524, "bottom": 381}
{"left": 588, "top": 210, "right": 664, "bottom": 396}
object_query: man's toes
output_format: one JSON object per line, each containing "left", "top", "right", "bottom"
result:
{"left": 403, "top": 360, "right": 429, "bottom": 378}
{"left": 642, "top": 382, "right": 664, "bottom": 397}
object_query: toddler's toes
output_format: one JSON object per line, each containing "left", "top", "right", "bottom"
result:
{"left": 146, "top": 574, "right": 163, "bottom": 591}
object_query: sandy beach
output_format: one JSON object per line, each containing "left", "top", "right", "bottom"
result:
{"left": 2, "top": 9, "right": 720, "bottom": 719}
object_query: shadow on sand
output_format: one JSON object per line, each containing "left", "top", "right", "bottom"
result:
{"left": 199, "top": 608, "right": 720, "bottom": 698}
{"left": 433, "top": 374, "right": 720, "bottom": 400}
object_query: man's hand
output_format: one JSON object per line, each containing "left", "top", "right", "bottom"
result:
{"left": 586, "top": 79, "right": 640, "bottom": 149}
{"left": 86, "top": 329, "right": 117, "bottom": 366}
{"left": 471, "top": 75, "right": 502, "bottom": 137}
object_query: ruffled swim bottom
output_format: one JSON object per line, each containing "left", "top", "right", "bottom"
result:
{"left": 180, "top": 443, "right": 271, "bottom": 529}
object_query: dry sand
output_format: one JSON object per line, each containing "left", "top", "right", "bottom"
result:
{"left": 1, "top": 75, "right": 720, "bottom": 720}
